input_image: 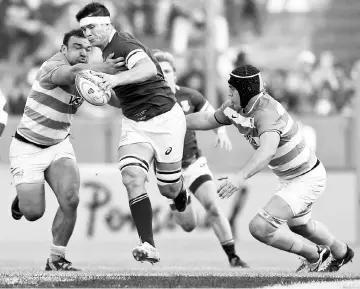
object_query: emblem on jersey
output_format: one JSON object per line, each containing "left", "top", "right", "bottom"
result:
{"left": 180, "top": 100, "right": 190, "bottom": 112}
{"left": 165, "top": 147, "right": 172, "bottom": 155}
{"left": 69, "top": 94, "right": 84, "bottom": 108}
{"left": 223, "top": 107, "right": 254, "bottom": 128}
{"left": 245, "top": 135, "right": 260, "bottom": 148}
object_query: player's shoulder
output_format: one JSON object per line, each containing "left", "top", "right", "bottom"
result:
{"left": 41, "top": 53, "right": 69, "bottom": 71}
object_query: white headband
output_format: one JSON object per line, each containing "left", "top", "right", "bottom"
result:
{"left": 79, "top": 16, "right": 111, "bottom": 27}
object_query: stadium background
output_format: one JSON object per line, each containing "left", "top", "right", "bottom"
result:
{"left": 0, "top": 0, "right": 360, "bottom": 287}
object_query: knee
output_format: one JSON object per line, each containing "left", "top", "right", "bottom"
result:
{"left": 160, "top": 182, "right": 181, "bottom": 199}
{"left": 181, "top": 221, "right": 197, "bottom": 232}
{"left": 249, "top": 214, "right": 276, "bottom": 244}
{"left": 63, "top": 191, "right": 79, "bottom": 211}
{"left": 122, "top": 169, "right": 146, "bottom": 193}
{"left": 22, "top": 207, "right": 45, "bottom": 222}
{"left": 204, "top": 202, "right": 221, "bottom": 220}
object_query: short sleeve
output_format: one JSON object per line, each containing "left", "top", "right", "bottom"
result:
{"left": 39, "top": 59, "right": 67, "bottom": 84}
{"left": 214, "top": 100, "right": 232, "bottom": 125}
{"left": 114, "top": 41, "right": 149, "bottom": 69}
{"left": 254, "top": 109, "right": 284, "bottom": 137}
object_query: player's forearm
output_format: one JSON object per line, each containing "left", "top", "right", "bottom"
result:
{"left": 108, "top": 90, "right": 121, "bottom": 108}
{"left": 239, "top": 146, "right": 275, "bottom": 180}
{"left": 114, "top": 64, "right": 156, "bottom": 86}
{"left": 186, "top": 112, "right": 220, "bottom": 130}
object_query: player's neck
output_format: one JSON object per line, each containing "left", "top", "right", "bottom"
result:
{"left": 242, "top": 91, "right": 264, "bottom": 114}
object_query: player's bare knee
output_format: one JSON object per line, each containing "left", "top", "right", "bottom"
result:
{"left": 249, "top": 210, "right": 284, "bottom": 244}
{"left": 181, "top": 221, "right": 197, "bottom": 232}
{"left": 121, "top": 169, "right": 146, "bottom": 193}
{"left": 22, "top": 207, "right": 45, "bottom": 221}
{"left": 203, "top": 201, "right": 220, "bottom": 220}
{"left": 159, "top": 182, "right": 181, "bottom": 199}
{"left": 62, "top": 191, "right": 79, "bottom": 212}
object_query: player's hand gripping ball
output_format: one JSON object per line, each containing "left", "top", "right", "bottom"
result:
{"left": 75, "top": 70, "right": 111, "bottom": 106}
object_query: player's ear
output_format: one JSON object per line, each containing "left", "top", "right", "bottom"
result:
{"left": 60, "top": 44, "right": 68, "bottom": 54}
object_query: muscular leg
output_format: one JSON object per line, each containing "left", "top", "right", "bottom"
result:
{"left": 45, "top": 157, "right": 80, "bottom": 261}
{"left": 118, "top": 143, "right": 155, "bottom": 247}
{"left": 249, "top": 195, "right": 322, "bottom": 263}
{"left": 289, "top": 220, "right": 347, "bottom": 259}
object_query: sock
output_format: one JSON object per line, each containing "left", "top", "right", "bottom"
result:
{"left": 221, "top": 239, "right": 236, "bottom": 259}
{"left": 129, "top": 193, "right": 155, "bottom": 247}
{"left": 50, "top": 244, "right": 66, "bottom": 261}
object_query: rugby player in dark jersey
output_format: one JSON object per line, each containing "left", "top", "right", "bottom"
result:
{"left": 76, "top": 2, "right": 189, "bottom": 264}
{"left": 153, "top": 50, "right": 248, "bottom": 267}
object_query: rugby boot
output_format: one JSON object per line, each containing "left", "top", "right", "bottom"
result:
{"left": 11, "top": 196, "right": 23, "bottom": 220}
{"left": 322, "top": 245, "right": 354, "bottom": 272}
{"left": 45, "top": 256, "right": 80, "bottom": 271}
{"left": 132, "top": 241, "right": 160, "bottom": 264}
{"left": 295, "top": 245, "right": 331, "bottom": 273}
{"left": 229, "top": 255, "right": 250, "bottom": 268}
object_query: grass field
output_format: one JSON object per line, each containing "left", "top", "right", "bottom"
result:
{"left": 0, "top": 232, "right": 358, "bottom": 288}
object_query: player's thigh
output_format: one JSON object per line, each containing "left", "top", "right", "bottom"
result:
{"left": 9, "top": 138, "right": 49, "bottom": 214}
{"left": 152, "top": 103, "right": 186, "bottom": 165}
{"left": 193, "top": 180, "right": 220, "bottom": 213}
{"left": 45, "top": 157, "right": 80, "bottom": 210}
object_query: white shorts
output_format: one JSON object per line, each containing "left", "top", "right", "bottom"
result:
{"left": 276, "top": 161, "right": 326, "bottom": 226}
{"left": 119, "top": 103, "right": 186, "bottom": 163}
{"left": 9, "top": 137, "right": 76, "bottom": 186}
{"left": 183, "top": 156, "right": 213, "bottom": 193}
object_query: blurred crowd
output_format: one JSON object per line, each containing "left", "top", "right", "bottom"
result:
{"left": 0, "top": 0, "right": 357, "bottom": 117}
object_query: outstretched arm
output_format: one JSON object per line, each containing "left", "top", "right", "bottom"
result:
{"left": 51, "top": 53, "right": 125, "bottom": 86}
{"left": 186, "top": 111, "right": 223, "bottom": 131}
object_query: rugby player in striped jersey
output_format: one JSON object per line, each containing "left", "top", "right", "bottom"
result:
{"left": 186, "top": 64, "right": 354, "bottom": 272}
{"left": 9, "top": 28, "right": 124, "bottom": 271}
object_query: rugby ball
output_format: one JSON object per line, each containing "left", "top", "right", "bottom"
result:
{"left": 75, "top": 70, "right": 111, "bottom": 106}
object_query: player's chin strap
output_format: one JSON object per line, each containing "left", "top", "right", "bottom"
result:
{"left": 79, "top": 16, "right": 111, "bottom": 27}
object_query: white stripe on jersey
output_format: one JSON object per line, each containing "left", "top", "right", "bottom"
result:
{"left": 126, "top": 49, "right": 149, "bottom": 69}
{"left": 273, "top": 131, "right": 303, "bottom": 159}
{"left": 32, "top": 80, "right": 72, "bottom": 105}
{"left": 26, "top": 97, "right": 72, "bottom": 123}
{"left": 281, "top": 115, "right": 294, "bottom": 136}
{"left": 21, "top": 114, "right": 68, "bottom": 140}
{"left": 269, "top": 146, "right": 311, "bottom": 171}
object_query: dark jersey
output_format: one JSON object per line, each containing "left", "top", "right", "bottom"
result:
{"left": 175, "top": 86, "right": 210, "bottom": 168}
{"left": 103, "top": 31, "right": 176, "bottom": 121}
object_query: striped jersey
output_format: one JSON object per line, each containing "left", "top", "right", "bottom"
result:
{"left": 214, "top": 93, "right": 317, "bottom": 179}
{"left": 16, "top": 53, "right": 84, "bottom": 146}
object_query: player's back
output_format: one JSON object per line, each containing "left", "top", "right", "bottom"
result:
{"left": 103, "top": 31, "right": 176, "bottom": 121}
{"left": 16, "top": 53, "right": 84, "bottom": 146}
